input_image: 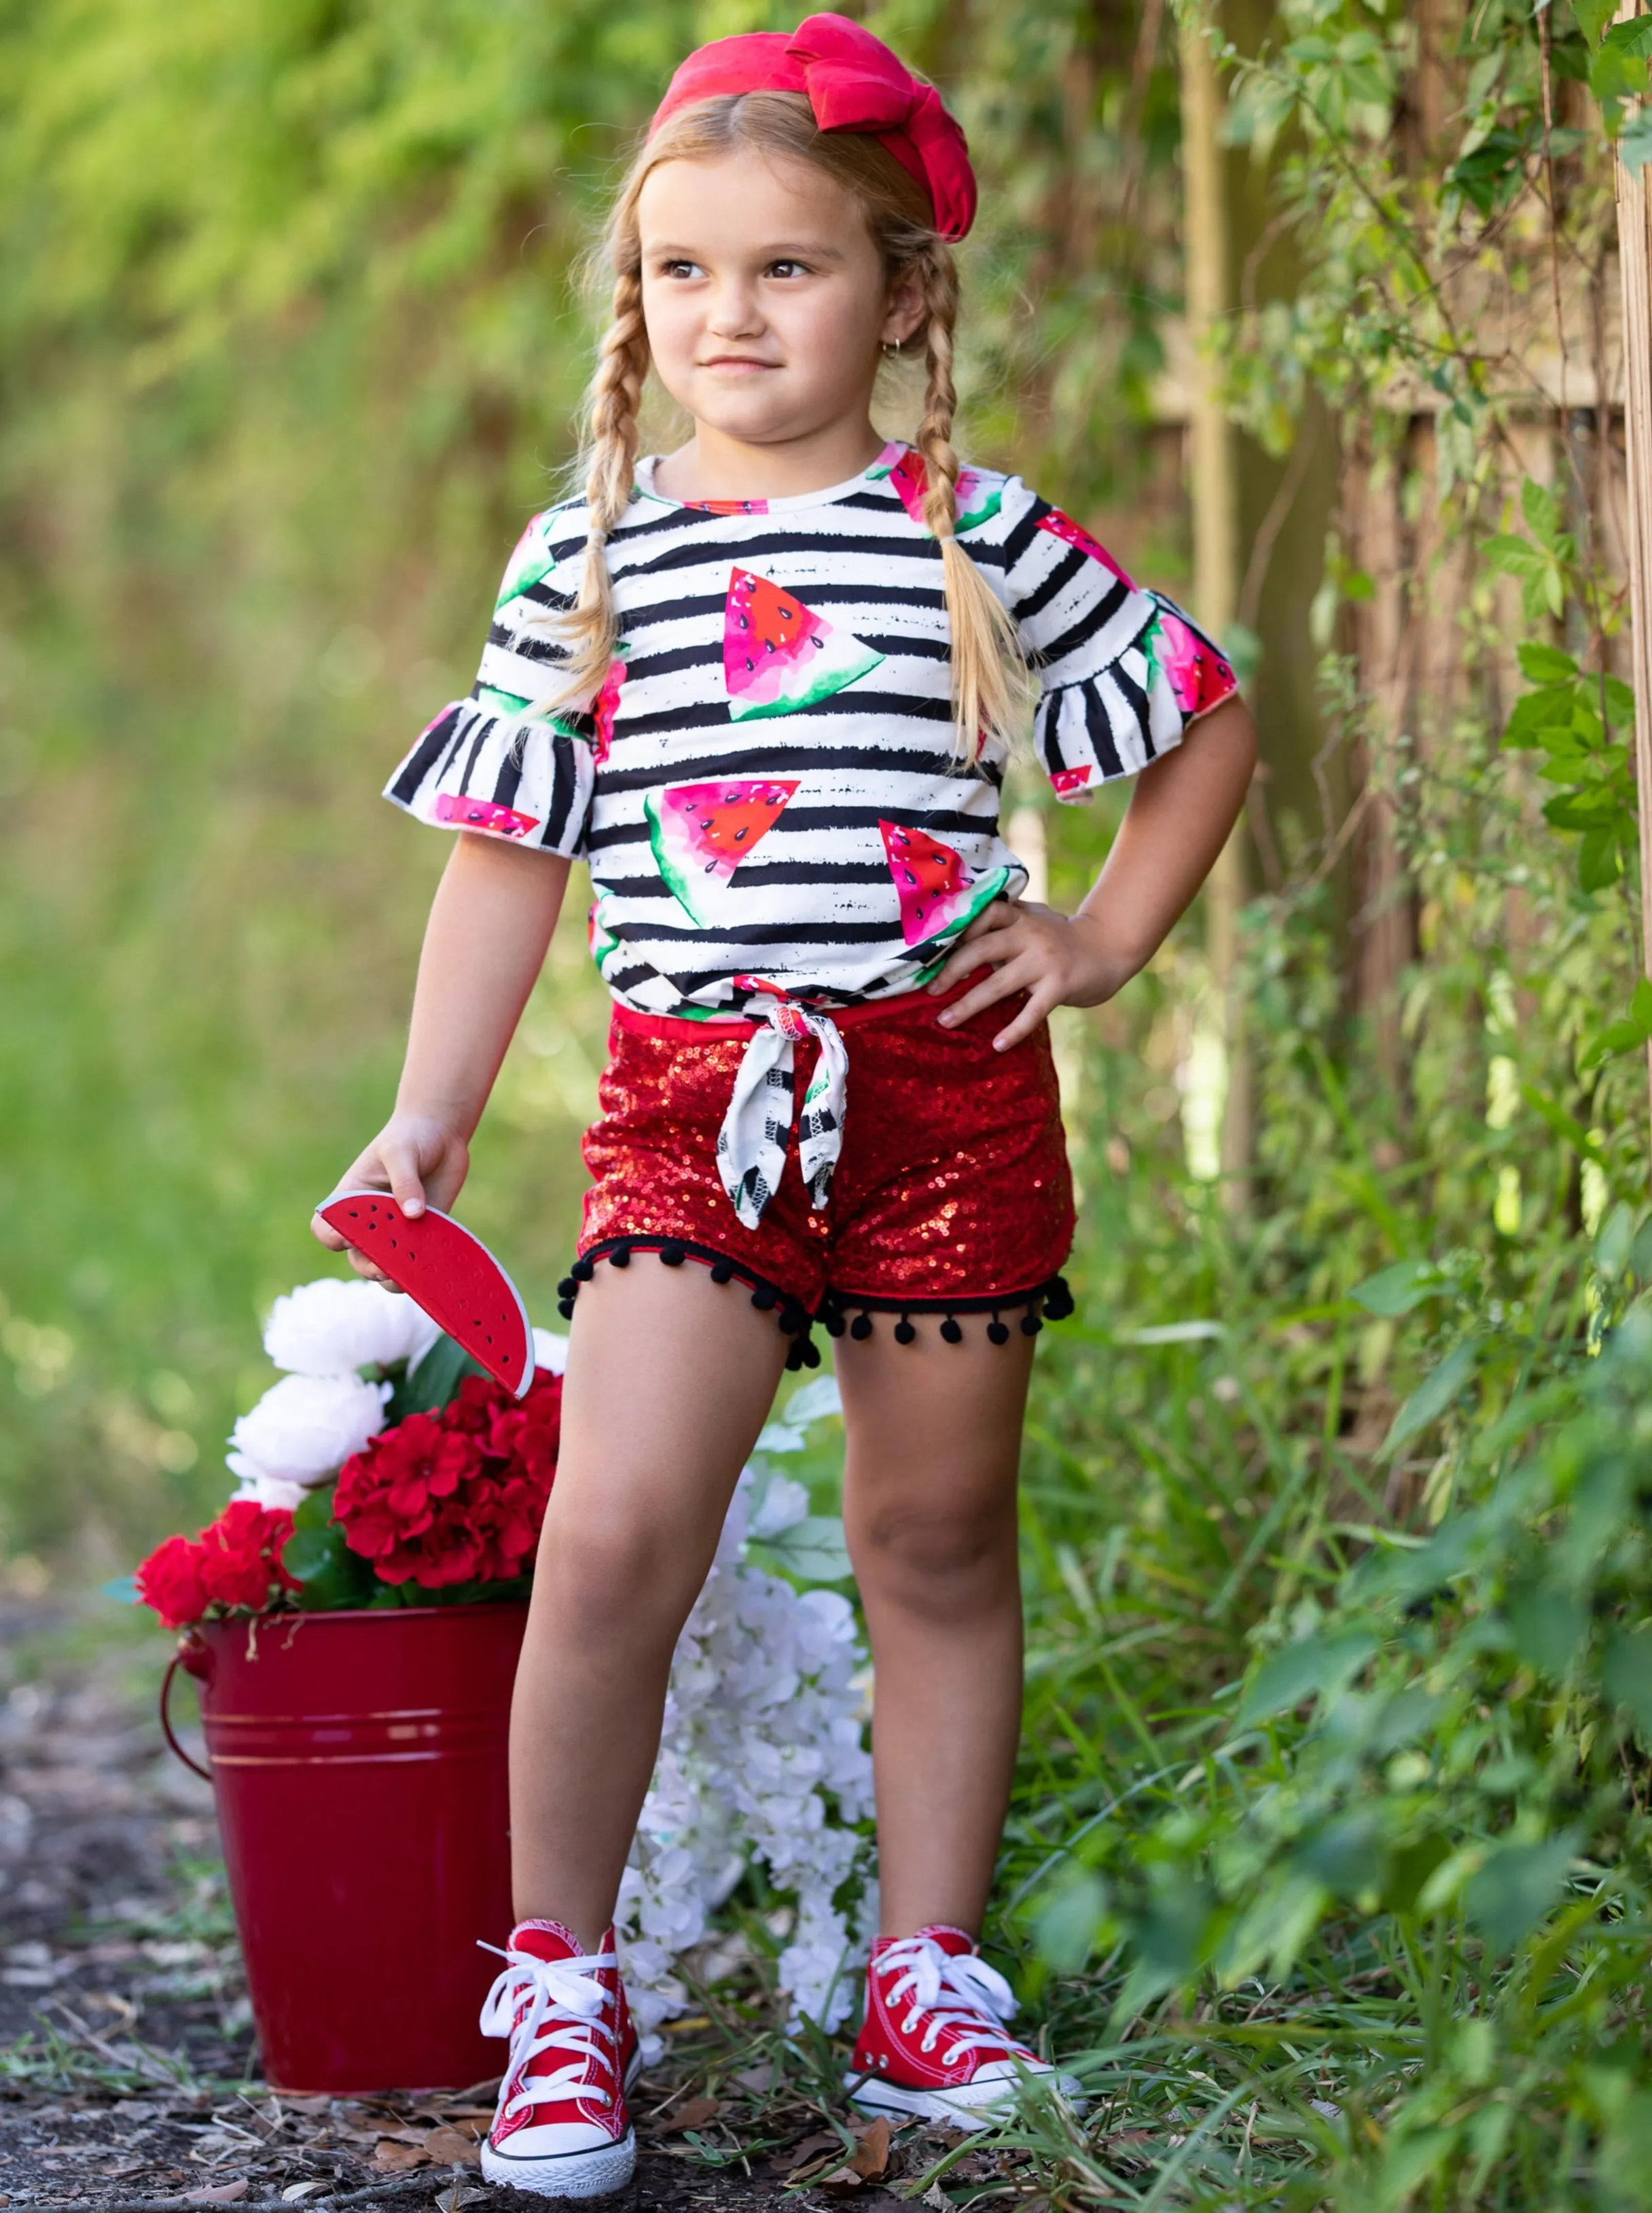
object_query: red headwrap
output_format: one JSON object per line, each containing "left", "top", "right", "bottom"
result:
{"left": 649, "top": 12, "right": 977, "bottom": 243}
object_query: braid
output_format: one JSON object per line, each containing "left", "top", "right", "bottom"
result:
{"left": 913, "top": 245, "right": 1030, "bottom": 764}
{"left": 544, "top": 261, "right": 649, "bottom": 716}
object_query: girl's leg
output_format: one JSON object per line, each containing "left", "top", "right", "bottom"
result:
{"left": 510, "top": 1260, "right": 789, "bottom": 1946}
{"left": 835, "top": 1326, "right": 1036, "bottom": 1937}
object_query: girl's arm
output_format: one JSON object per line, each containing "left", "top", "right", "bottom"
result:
{"left": 312, "top": 833, "right": 570, "bottom": 1276}
{"left": 929, "top": 694, "right": 1258, "bottom": 1049}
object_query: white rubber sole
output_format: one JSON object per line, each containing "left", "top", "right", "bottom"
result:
{"left": 481, "top": 2127, "right": 636, "bottom": 2199}
{"left": 846, "top": 2070, "right": 1088, "bottom": 2131}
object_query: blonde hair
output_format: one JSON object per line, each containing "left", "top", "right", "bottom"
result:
{"left": 547, "top": 92, "right": 1030, "bottom": 764}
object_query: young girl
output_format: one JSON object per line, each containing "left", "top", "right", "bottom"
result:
{"left": 317, "top": 14, "right": 1254, "bottom": 2197}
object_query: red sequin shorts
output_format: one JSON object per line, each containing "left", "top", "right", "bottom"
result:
{"left": 557, "top": 983, "right": 1076, "bottom": 1366}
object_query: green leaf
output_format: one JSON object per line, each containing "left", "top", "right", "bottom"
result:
{"left": 1382, "top": 1339, "right": 1478, "bottom": 1459}
{"left": 1506, "top": 1582, "right": 1588, "bottom": 1678}
{"left": 1032, "top": 1871, "right": 1111, "bottom": 1974}
{"left": 757, "top": 1515, "right": 852, "bottom": 1583}
{"left": 281, "top": 1521, "right": 376, "bottom": 1610}
{"left": 1604, "top": 16, "right": 1652, "bottom": 60}
{"left": 1465, "top": 1831, "right": 1579, "bottom": 1953}
{"left": 1297, "top": 1809, "right": 1386, "bottom": 1900}
{"left": 1621, "top": 114, "right": 1652, "bottom": 177}
{"left": 291, "top": 1483, "right": 336, "bottom": 1533}
{"left": 1575, "top": 0, "right": 1617, "bottom": 48}
{"left": 1600, "top": 1625, "right": 1652, "bottom": 1733}
{"left": 1598, "top": 1197, "right": 1638, "bottom": 1278}
{"left": 1350, "top": 1258, "right": 1441, "bottom": 1317}
{"left": 1448, "top": 128, "right": 1533, "bottom": 217}
{"left": 1517, "top": 642, "right": 1577, "bottom": 684}
{"left": 1579, "top": 824, "right": 1623, "bottom": 891}
{"left": 1484, "top": 533, "right": 1547, "bottom": 579}
{"left": 1521, "top": 476, "right": 1563, "bottom": 547}
{"left": 397, "top": 1332, "right": 486, "bottom": 1416}
{"left": 1237, "top": 1631, "right": 1378, "bottom": 1728}
{"left": 1383, "top": 1831, "right": 1451, "bottom": 1916}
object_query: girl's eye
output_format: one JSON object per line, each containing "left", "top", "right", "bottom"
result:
{"left": 766, "top": 260, "right": 810, "bottom": 279}
{"left": 660, "top": 260, "right": 702, "bottom": 280}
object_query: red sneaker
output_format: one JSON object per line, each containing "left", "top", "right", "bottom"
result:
{"left": 479, "top": 1919, "right": 639, "bottom": 2197}
{"left": 846, "top": 1926, "right": 1082, "bottom": 2129}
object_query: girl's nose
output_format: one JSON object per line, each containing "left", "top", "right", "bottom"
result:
{"left": 706, "top": 283, "right": 763, "bottom": 340}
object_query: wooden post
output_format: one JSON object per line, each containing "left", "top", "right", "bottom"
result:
{"left": 1179, "top": 6, "right": 1252, "bottom": 1205}
{"left": 1615, "top": 5, "right": 1652, "bottom": 1145}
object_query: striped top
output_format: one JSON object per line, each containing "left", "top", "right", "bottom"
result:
{"left": 384, "top": 442, "right": 1236, "bottom": 1021}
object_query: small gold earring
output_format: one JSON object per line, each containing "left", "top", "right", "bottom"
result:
{"left": 882, "top": 339, "right": 900, "bottom": 358}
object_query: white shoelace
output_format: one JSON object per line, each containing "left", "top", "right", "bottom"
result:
{"left": 874, "top": 1935, "right": 1022, "bottom": 2066}
{"left": 479, "top": 1942, "right": 620, "bottom": 2121}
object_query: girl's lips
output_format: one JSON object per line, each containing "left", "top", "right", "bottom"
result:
{"left": 700, "top": 357, "right": 776, "bottom": 368}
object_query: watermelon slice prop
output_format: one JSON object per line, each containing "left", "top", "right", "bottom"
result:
{"left": 723, "top": 568, "right": 883, "bottom": 721}
{"left": 315, "top": 1191, "right": 535, "bottom": 1399}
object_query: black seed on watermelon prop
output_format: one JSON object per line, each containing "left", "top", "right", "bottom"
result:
{"left": 316, "top": 1190, "right": 535, "bottom": 1398}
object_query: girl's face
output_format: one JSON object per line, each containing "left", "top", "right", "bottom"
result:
{"left": 636, "top": 148, "right": 922, "bottom": 453}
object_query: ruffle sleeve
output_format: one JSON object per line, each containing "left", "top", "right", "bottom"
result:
{"left": 382, "top": 505, "right": 598, "bottom": 857}
{"left": 985, "top": 479, "right": 1238, "bottom": 803}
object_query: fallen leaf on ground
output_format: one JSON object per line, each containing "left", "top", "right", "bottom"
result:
{"left": 421, "top": 2126, "right": 483, "bottom": 2167}
{"left": 816, "top": 2167, "right": 865, "bottom": 2195}
{"left": 662, "top": 2095, "right": 723, "bottom": 2136}
{"left": 280, "top": 2186, "right": 326, "bottom": 2201}
{"left": 782, "top": 2130, "right": 843, "bottom": 2172}
{"left": 374, "top": 2140, "right": 429, "bottom": 2171}
{"left": 848, "top": 2119, "right": 891, "bottom": 2180}
{"left": 434, "top": 2187, "right": 490, "bottom": 2213}
{"left": 184, "top": 2183, "right": 249, "bottom": 2206}
{"left": 922, "top": 2184, "right": 951, "bottom": 2210}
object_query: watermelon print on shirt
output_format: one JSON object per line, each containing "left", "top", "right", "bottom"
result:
{"left": 384, "top": 441, "right": 1236, "bottom": 1024}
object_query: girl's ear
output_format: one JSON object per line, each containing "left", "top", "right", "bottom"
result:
{"left": 882, "top": 264, "right": 927, "bottom": 349}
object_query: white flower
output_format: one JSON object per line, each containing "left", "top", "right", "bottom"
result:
{"left": 263, "top": 1278, "right": 442, "bottom": 1377}
{"left": 749, "top": 1474, "right": 810, "bottom": 1540}
{"left": 226, "top": 1373, "right": 390, "bottom": 1488}
{"left": 532, "top": 1328, "right": 569, "bottom": 1375}
{"left": 229, "top": 1470, "right": 308, "bottom": 1515}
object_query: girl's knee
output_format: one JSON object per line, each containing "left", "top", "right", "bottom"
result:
{"left": 849, "top": 1493, "right": 1016, "bottom": 1604}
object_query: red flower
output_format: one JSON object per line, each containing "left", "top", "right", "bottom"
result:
{"left": 334, "top": 1368, "right": 561, "bottom": 1591}
{"left": 135, "top": 1501, "right": 298, "bottom": 1628}
{"left": 135, "top": 1534, "right": 211, "bottom": 1631}
{"left": 198, "top": 1500, "right": 299, "bottom": 1611}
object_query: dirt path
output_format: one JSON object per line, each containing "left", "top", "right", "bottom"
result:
{"left": 0, "top": 1606, "right": 1011, "bottom": 2213}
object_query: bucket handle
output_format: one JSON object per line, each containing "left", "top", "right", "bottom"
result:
{"left": 160, "top": 1636, "right": 213, "bottom": 1783}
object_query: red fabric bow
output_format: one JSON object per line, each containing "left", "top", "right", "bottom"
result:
{"left": 649, "top": 12, "right": 977, "bottom": 242}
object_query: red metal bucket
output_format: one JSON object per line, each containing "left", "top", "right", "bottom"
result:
{"left": 163, "top": 1604, "right": 527, "bottom": 2093}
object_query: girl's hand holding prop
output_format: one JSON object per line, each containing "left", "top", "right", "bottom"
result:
{"left": 315, "top": 1190, "right": 535, "bottom": 1398}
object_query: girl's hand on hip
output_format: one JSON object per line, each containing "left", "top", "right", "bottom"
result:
{"left": 927, "top": 900, "right": 1128, "bottom": 1052}
{"left": 310, "top": 1115, "right": 471, "bottom": 1285}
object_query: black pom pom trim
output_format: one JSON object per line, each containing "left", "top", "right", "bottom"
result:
{"left": 1043, "top": 1274, "right": 1075, "bottom": 1321}
{"left": 1021, "top": 1311, "right": 1043, "bottom": 1336}
{"left": 940, "top": 1316, "right": 964, "bottom": 1345}
{"left": 778, "top": 1300, "right": 808, "bottom": 1336}
{"left": 609, "top": 1245, "right": 631, "bottom": 1268}
{"left": 801, "top": 1338, "right": 821, "bottom": 1367}
{"left": 850, "top": 1313, "right": 874, "bottom": 1341}
{"left": 987, "top": 1318, "right": 1010, "bottom": 1345}
{"left": 659, "top": 1241, "right": 687, "bottom": 1267}
{"left": 709, "top": 1257, "right": 736, "bottom": 1284}
{"left": 751, "top": 1284, "right": 778, "bottom": 1312}
{"left": 894, "top": 1317, "right": 917, "bottom": 1345}
{"left": 557, "top": 1298, "right": 575, "bottom": 1320}
{"left": 823, "top": 1308, "right": 846, "bottom": 1338}
{"left": 571, "top": 1256, "right": 596, "bottom": 1283}
{"left": 556, "top": 1276, "right": 577, "bottom": 1300}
